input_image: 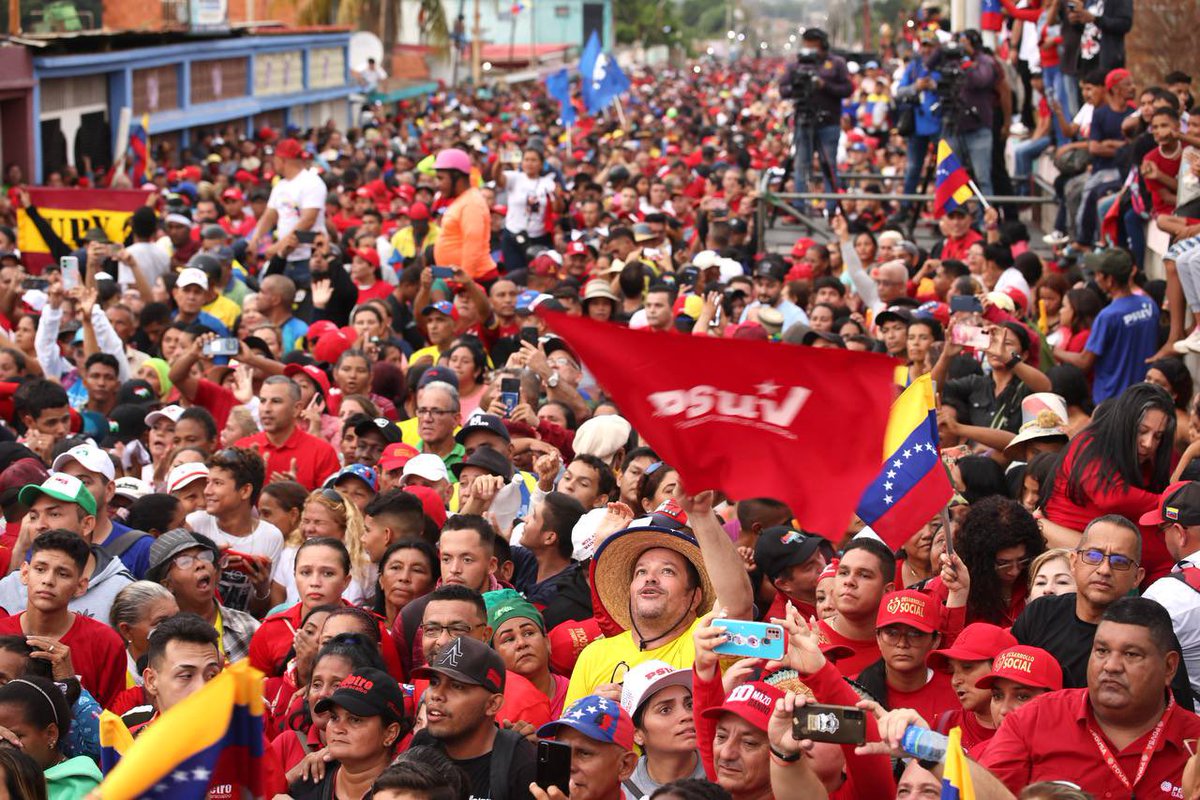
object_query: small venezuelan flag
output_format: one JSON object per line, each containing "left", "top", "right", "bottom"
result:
{"left": 96, "top": 660, "right": 267, "bottom": 799}
{"left": 941, "top": 726, "right": 976, "bottom": 799}
{"left": 934, "top": 139, "right": 974, "bottom": 217}
{"left": 855, "top": 373, "right": 953, "bottom": 548}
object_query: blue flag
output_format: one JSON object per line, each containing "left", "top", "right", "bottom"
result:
{"left": 579, "top": 30, "right": 629, "bottom": 114}
{"left": 545, "top": 68, "right": 576, "bottom": 124}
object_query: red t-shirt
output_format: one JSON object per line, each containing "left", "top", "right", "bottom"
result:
{"left": 979, "top": 689, "right": 1200, "bottom": 798}
{"left": 235, "top": 427, "right": 341, "bottom": 492}
{"left": 939, "top": 230, "right": 984, "bottom": 262}
{"left": 248, "top": 603, "right": 304, "bottom": 677}
{"left": 1143, "top": 147, "right": 1183, "bottom": 217}
{"left": 194, "top": 378, "right": 239, "bottom": 432}
{"left": 761, "top": 591, "right": 817, "bottom": 624}
{"left": 355, "top": 280, "right": 394, "bottom": 305}
{"left": 0, "top": 613, "right": 126, "bottom": 707}
{"left": 817, "top": 619, "right": 880, "bottom": 679}
{"left": 108, "top": 685, "right": 149, "bottom": 716}
{"left": 937, "top": 707, "right": 997, "bottom": 754}
{"left": 269, "top": 723, "right": 323, "bottom": 775}
{"left": 1062, "top": 327, "right": 1091, "bottom": 354}
{"left": 886, "top": 671, "right": 960, "bottom": 727}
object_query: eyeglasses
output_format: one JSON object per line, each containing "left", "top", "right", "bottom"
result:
{"left": 420, "top": 622, "right": 484, "bottom": 638}
{"left": 415, "top": 407, "right": 455, "bottom": 418}
{"left": 1075, "top": 548, "right": 1139, "bottom": 571}
{"left": 174, "top": 550, "right": 216, "bottom": 570}
{"left": 547, "top": 357, "right": 577, "bottom": 369}
{"left": 877, "top": 626, "right": 933, "bottom": 645}
{"left": 994, "top": 556, "right": 1033, "bottom": 573}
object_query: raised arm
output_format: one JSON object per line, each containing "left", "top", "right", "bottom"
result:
{"left": 680, "top": 490, "right": 754, "bottom": 620}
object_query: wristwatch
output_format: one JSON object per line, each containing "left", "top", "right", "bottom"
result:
{"left": 1004, "top": 351, "right": 1022, "bottom": 370}
{"left": 547, "top": 372, "right": 560, "bottom": 389}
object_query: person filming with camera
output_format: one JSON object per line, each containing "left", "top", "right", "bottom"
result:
{"left": 779, "top": 28, "right": 853, "bottom": 204}
{"left": 946, "top": 30, "right": 999, "bottom": 198}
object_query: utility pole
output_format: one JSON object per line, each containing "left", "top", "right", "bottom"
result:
{"left": 862, "top": 0, "right": 872, "bottom": 51}
{"left": 471, "top": 0, "right": 483, "bottom": 84}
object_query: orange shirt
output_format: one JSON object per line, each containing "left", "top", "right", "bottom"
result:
{"left": 433, "top": 188, "right": 497, "bottom": 280}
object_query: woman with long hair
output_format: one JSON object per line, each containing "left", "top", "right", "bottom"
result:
{"left": 372, "top": 540, "right": 439, "bottom": 628}
{"left": 926, "top": 496, "right": 1046, "bottom": 626}
{"left": 1051, "top": 288, "right": 1102, "bottom": 373}
{"left": 272, "top": 490, "right": 373, "bottom": 607}
{"left": 334, "top": 350, "right": 397, "bottom": 421}
{"left": 1041, "top": 382, "right": 1176, "bottom": 579}
{"left": 0, "top": 747, "right": 47, "bottom": 800}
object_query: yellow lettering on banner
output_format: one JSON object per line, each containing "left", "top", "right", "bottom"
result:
{"left": 15, "top": 208, "right": 136, "bottom": 255}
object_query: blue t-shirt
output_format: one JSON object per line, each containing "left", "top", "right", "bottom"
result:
{"left": 101, "top": 521, "right": 153, "bottom": 580}
{"left": 1086, "top": 293, "right": 1159, "bottom": 402}
{"left": 1089, "top": 104, "right": 1128, "bottom": 172}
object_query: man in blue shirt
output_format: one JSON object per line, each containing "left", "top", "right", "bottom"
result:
{"left": 1080, "top": 249, "right": 1159, "bottom": 402}
{"left": 894, "top": 29, "right": 943, "bottom": 222}
{"left": 740, "top": 255, "right": 809, "bottom": 331}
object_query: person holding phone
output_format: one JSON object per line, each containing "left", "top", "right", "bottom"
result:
{"left": 493, "top": 148, "right": 559, "bottom": 273}
{"left": 535, "top": 695, "right": 639, "bottom": 800}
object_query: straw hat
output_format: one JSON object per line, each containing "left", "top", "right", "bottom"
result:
{"left": 1003, "top": 393, "right": 1069, "bottom": 456}
{"left": 591, "top": 521, "right": 717, "bottom": 632}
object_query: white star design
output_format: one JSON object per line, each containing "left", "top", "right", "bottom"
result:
{"left": 902, "top": 449, "right": 912, "bottom": 459}
{"left": 892, "top": 460, "right": 903, "bottom": 468}
{"left": 887, "top": 470, "right": 896, "bottom": 479}
{"left": 884, "top": 495, "right": 894, "bottom": 504}
{"left": 570, "top": 709, "right": 585, "bottom": 719}
{"left": 928, "top": 443, "right": 937, "bottom": 452}
{"left": 884, "top": 482, "right": 893, "bottom": 491}
{"left": 755, "top": 379, "right": 780, "bottom": 397}
{"left": 172, "top": 771, "right": 190, "bottom": 783}
{"left": 191, "top": 767, "right": 211, "bottom": 782}
{"left": 585, "top": 705, "right": 598, "bottom": 714}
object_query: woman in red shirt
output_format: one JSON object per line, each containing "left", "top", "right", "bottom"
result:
{"left": 249, "top": 538, "right": 353, "bottom": 677}
{"left": 349, "top": 248, "right": 394, "bottom": 304}
{"left": 1051, "top": 288, "right": 1101, "bottom": 376}
{"left": 1041, "top": 383, "right": 1176, "bottom": 580}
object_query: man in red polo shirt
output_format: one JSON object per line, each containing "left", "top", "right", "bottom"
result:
{"left": 864, "top": 598, "right": 1200, "bottom": 800}
{"left": 817, "top": 538, "right": 895, "bottom": 678}
{"left": 235, "top": 375, "right": 340, "bottom": 490}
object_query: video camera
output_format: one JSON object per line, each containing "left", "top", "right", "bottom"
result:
{"left": 789, "top": 47, "right": 828, "bottom": 125}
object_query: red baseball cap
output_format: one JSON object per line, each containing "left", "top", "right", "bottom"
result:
{"left": 791, "top": 237, "right": 816, "bottom": 258}
{"left": 876, "top": 590, "right": 939, "bottom": 633}
{"left": 408, "top": 202, "right": 430, "bottom": 222}
{"left": 403, "top": 484, "right": 447, "bottom": 530}
{"left": 275, "top": 138, "right": 308, "bottom": 160}
{"left": 221, "top": 187, "right": 244, "bottom": 201}
{"left": 397, "top": 184, "right": 417, "bottom": 202}
{"left": 306, "top": 319, "right": 340, "bottom": 344}
{"left": 379, "top": 442, "right": 419, "bottom": 472}
{"left": 927, "top": 623, "right": 1017, "bottom": 672}
{"left": 700, "top": 681, "right": 782, "bottom": 733}
{"left": 353, "top": 248, "right": 381, "bottom": 268}
{"left": 975, "top": 645, "right": 1063, "bottom": 692}
{"left": 313, "top": 329, "right": 356, "bottom": 364}
{"left": 566, "top": 241, "right": 590, "bottom": 257}
{"left": 283, "top": 363, "right": 332, "bottom": 401}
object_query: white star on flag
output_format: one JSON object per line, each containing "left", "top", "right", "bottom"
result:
{"left": 191, "top": 768, "right": 211, "bottom": 782}
{"left": 893, "top": 460, "right": 903, "bottom": 468}
{"left": 755, "top": 379, "right": 780, "bottom": 397}
{"left": 586, "top": 705, "right": 598, "bottom": 714}
{"left": 884, "top": 495, "right": 894, "bottom": 504}
{"left": 887, "top": 470, "right": 896, "bottom": 479}
{"left": 172, "top": 771, "right": 190, "bottom": 783}
{"left": 902, "top": 449, "right": 912, "bottom": 459}
{"left": 884, "top": 482, "right": 893, "bottom": 490}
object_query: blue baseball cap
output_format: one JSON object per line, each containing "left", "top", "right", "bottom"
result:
{"left": 324, "top": 464, "right": 379, "bottom": 493}
{"left": 537, "top": 695, "right": 636, "bottom": 750}
{"left": 421, "top": 300, "right": 458, "bottom": 319}
{"left": 515, "top": 289, "right": 541, "bottom": 314}
{"left": 418, "top": 364, "right": 460, "bottom": 390}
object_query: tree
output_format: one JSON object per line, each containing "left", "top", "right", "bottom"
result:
{"left": 613, "top": 0, "right": 685, "bottom": 47}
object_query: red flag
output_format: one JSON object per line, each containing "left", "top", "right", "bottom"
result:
{"left": 539, "top": 312, "right": 897, "bottom": 537}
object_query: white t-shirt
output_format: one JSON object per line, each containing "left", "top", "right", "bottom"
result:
{"left": 186, "top": 510, "right": 285, "bottom": 612}
{"left": 267, "top": 168, "right": 328, "bottom": 262}
{"left": 121, "top": 241, "right": 170, "bottom": 290}
{"left": 995, "top": 267, "right": 1033, "bottom": 308}
{"left": 1073, "top": 103, "right": 1095, "bottom": 139}
{"left": 503, "top": 171, "right": 557, "bottom": 238}
{"left": 272, "top": 544, "right": 374, "bottom": 607}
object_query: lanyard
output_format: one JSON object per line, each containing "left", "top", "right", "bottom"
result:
{"left": 1086, "top": 698, "right": 1173, "bottom": 795}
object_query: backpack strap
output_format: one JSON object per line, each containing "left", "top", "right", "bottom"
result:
{"left": 622, "top": 777, "right": 647, "bottom": 800}
{"left": 489, "top": 727, "right": 520, "bottom": 800}
{"left": 1172, "top": 566, "right": 1200, "bottom": 593}
{"left": 103, "top": 529, "right": 148, "bottom": 559}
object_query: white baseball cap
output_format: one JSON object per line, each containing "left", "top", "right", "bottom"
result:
{"left": 113, "top": 476, "right": 152, "bottom": 502}
{"left": 402, "top": 453, "right": 449, "bottom": 483}
{"left": 167, "top": 462, "right": 209, "bottom": 493}
{"left": 176, "top": 268, "right": 209, "bottom": 290}
{"left": 51, "top": 443, "right": 116, "bottom": 482}
{"left": 145, "top": 404, "right": 186, "bottom": 427}
{"left": 619, "top": 660, "right": 693, "bottom": 717}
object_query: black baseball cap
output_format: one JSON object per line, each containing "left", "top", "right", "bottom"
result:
{"left": 314, "top": 668, "right": 407, "bottom": 723}
{"left": 875, "top": 306, "right": 915, "bottom": 327}
{"left": 412, "top": 636, "right": 506, "bottom": 694}
{"left": 452, "top": 444, "right": 514, "bottom": 482}
{"left": 418, "top": 365, "right": 460, "bottom": 390}
{"left": 1084, "top": 249, "right": 1134, "bottom": 279}
{"left": 116, "top": 379, "right": 158, "bottom": 406}
{"left": 754, "top": 526, "right": 833, "bottom": 582}
{"left": 751, "top": 258, "right": 787, "bottom": 283}
{"left": 101, "top": 403, "right": 152, "bottom": 447}
{"left": 1140, "top": 481, "right": 1200, "bottom": 527}
{"left": 354, "top": 417, "right": 403, "bottom": 445}
{"left": 455, "top": 412, "right": 511, "bottom": 445}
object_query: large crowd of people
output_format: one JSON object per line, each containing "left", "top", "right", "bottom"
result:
{"left": 0, "top": 2, "right": 1196, "bottom": 799}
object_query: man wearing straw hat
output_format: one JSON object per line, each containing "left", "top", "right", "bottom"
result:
{"left": 563, "top": 491, "right": 753, "bottom": 707}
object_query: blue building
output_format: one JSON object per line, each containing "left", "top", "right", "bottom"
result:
{"left": 449, "top": 0, "right": 612, "bottom": 72}
{"left": 30, "top": 29, "right": 357, "bottom": 182}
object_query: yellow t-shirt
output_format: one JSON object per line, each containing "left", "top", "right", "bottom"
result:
{"left": 564, "top": 618, "right": 703, "bottom": 708}
{"left": 204, "top": 294, "right": 241, "bottom": 329}
{"left": 409, "top": 345, "right": 442, "bottom": 369}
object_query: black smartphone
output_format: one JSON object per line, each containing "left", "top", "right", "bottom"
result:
{"left": 520, "top": 327, "right": 540, "bottom": 347}
{"left": 792, "top": 704, "right": 867, "bottom": 745}
{"left": 949, "top": 294, "right": 983, "bottom": 314}
{"left": 431, "top": 266, "right": 454, "bottom": 279}
{"left": 536, "top": 740, "right": 571, "bottom": 795}
{"left": 500, "top": 377, "right": 521, "bottom": 417}
{"left": 295, "top": 230, "right": 317, "bottom": 244}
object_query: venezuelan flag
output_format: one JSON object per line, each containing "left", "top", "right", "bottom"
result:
{"left": 934, "top": 139, "right": 974, "bottom": 218}
{"left": 129, "top": 114, "right": 151, "bottom": 183}
{"left": 96, "top": 660, "right": 266, "bottom": 799}
{"left": 99, "top": 710, "right": 134, "bottom": 773}
{"left": 855, "top": 373, "right": 953, "bottom": 549}
{"left": 941, "top": 726, "right": 976, "bottom": 799}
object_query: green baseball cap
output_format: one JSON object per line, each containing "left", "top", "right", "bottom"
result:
{"left": 484, "top": 588, "right": 544, "bottom": 640}
{"left": 18, "top": 473, "right": 97, "bottom": 517}
{"left": 1084, "top": 249, "right": 1134, "bottom": 279}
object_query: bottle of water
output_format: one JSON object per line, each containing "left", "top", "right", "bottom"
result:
{"left": 901, "top": 725, "right": 948, "bottom": 762}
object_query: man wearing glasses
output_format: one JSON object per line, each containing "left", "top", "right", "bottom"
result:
{"left": 1012, "top": 514, "right": 1193, "bottom": 706}
{"left": 415, "top": 380, "right": 464, "bottom": 474}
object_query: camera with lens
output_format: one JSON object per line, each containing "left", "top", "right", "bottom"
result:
{"left": 788, "top": 48, "right": 821, "bottom": 114}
